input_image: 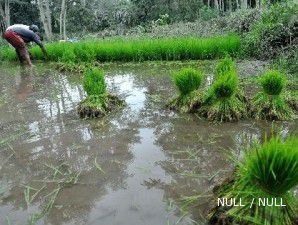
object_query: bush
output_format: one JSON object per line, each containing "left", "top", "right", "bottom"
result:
{"left": 83, "top": 68, "right": 107, "bottom": 96}
{"left": 174, "top": 68, "right": 203, "bottom": 96}
{"left": 243, "top": 3, "right": 297, "bottom": 59}
{"left": 260, "top": 70, "right": 286, "bottom": 95}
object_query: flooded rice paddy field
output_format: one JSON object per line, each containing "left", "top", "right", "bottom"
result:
{"left": 0, "top": 61, "right": 297, "bottom": 225}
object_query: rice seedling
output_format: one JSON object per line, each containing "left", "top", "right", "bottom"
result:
{"left": 0, "top": 35, "right": 240, "bottom": 63}
{"left": 167, "top": 67, "right": 205, "bottom": 113}
{"left": 174, "top": 68, "right": 203, "bottom": 96}
{"left": 209, "top": 135, "right": 298, "bottom": 225}
{"left": 252, "top": 70, "right": 294, "bottom": 120}
{"left": 83, "top": 68, "right": 107, "bottom": 96}
{"left": 215, "top": 55, "right": 236, "bottom": 78}
{"left": 201, "top": 70, "right": 247, "bottom": 122}
{"left": 78, "top": 68, "right": 125, "bottom": 118}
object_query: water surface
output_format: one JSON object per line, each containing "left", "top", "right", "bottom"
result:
{"left": 0, "top": 61, "right": 296, "bottom": 225}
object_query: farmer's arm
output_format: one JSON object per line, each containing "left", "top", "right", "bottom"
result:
{"left": 33, "top": 34, "right": 48, "bottom": 59}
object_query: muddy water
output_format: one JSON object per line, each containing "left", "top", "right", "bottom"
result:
{"left": 0, "top": 61, "right": 296, "bottom": 225}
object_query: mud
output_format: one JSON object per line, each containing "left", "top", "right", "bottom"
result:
{"left": 0, "top": 60, "right": 296, "bottom": 225}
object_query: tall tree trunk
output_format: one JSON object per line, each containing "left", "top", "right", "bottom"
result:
{"left": 37, "top": 0, "right": 52, "bottom": 40}
{"left": 228, "top": 0, "right": 232, "bottom": 12}
{"left": 60, "top": 0, "right": 67, "bottom": 40}
{"left": 214, "top": 0, "right": 219, "bottom": 10}
{"left": 4, "top": 0, "right": 9, "bottom": 26}
{"left": 241, "top": 0, "right": 247, "bottom": 9}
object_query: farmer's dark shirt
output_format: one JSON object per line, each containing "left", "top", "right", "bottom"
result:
{"left": 11, "top": 27, "right": 42, "bottom": 45}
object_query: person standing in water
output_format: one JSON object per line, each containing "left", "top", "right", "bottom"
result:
{"left": 2, "top": 24, "right": 47, "bottom": 66}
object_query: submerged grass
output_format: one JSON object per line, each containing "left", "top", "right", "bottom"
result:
{"left": 0, "top": 35, "right": 240, "bottom": 63}
{"left": 209, "top": 135, "right": 298, "bottom": 225}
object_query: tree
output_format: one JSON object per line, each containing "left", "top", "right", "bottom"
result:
{"left": 37, "top": 0, "right": 52, "bottom": 40}
{"left": 59, "top": 0, "right": 66, "bottom": 40}
{"left": 0, "top": 0, "right": 10, "bottom": 27}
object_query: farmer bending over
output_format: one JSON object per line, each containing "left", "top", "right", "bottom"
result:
{"left": 2, "top": 24, "right": 47, "bottom": 66}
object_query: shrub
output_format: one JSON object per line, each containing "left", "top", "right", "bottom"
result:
{"left": 174, "top": 68, "right": 203, "bottom": 96}
{"left": 260, "top": 70, "right": 286, "bottom": 95}
{"left": 213, "top": 136, "right": 298, "bottom": 225}
{"left": 243, "top": 3, "right": 297, "bottom": 59}
{"left": 83, "top": 68, "right": 107, "bottom": 96}
{"left": 215, "top": 56, "right": 236, "bottom": 78}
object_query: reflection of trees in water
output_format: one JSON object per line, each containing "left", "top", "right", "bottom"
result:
{"left": 0, "top": 68, "right": 141, "bottom": 225}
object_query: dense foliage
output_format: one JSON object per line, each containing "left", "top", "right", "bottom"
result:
{"left": 242, "top": 3, "right": 298, "bottom": 59}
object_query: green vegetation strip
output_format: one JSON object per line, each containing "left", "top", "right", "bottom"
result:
{"left": 0, "top": 35, "right": 240, "bottom": 62}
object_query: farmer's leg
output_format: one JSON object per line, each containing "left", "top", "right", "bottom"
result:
{"left": 3, "top": 30, "right": 31, "bottom": 66}
{"left": 16, "top": 49, "right": 24, "bottom": 64}
{"left": 18, "top": 47, "right": 32, "bottom": 66}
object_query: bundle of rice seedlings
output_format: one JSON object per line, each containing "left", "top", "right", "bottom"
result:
{"left": 78, "top": 68, "right": 125, "bottom": 118}
{"left": 201, "top": 70, "right": 247, "bottom": 122}
{"left": 167, "top": 67, "right": 204, "bottom": 113}
{"left": 209, "top": 136, "right": 298, "bottom": 225}
{"left": 215, "top": 56, "right": 236, "bottom": 78}
{"left": 252, "top": 70, "right": 294, "bottom": 120}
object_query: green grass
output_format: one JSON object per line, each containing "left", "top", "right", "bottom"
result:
{"left": 83, "top": 68, "right": 107, "bottom": 96}
{"left": 174, "top": 67, "right": 204, "bottom": 96}
{"left": 252, "top": 70, "right": 294, "bottom": 120}
{"left": 216, "top": 136, "right": 298, "bottom": 225}
{"left": 0, "top": 35, "right": 241, "bottom": 63}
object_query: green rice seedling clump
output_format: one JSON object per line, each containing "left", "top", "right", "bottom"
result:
{"left": 252, "top": 70, "right": 294, "bottom": 120}
{"left": 209, "top": 136, "right": 298, "bottom": 225}
{"left": 201, "top": 70, "right": 247, "bottom": 122}
{"left": 83, "top": 68, "right": 107, "bottom": 96}
{"left": 260, "top": 70, "right": 286, "bottom": 95}
{"left": 78, "top": 68, "right": 125, "bottom": 118}
{"left": 167, "top": 67, "right": 205, "bottom": 113}
{"left": 174, "top": 68, "right": 203, "bottom": 96}
{"left": 215, "top": 56, "right": 236, "bottom": 78}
